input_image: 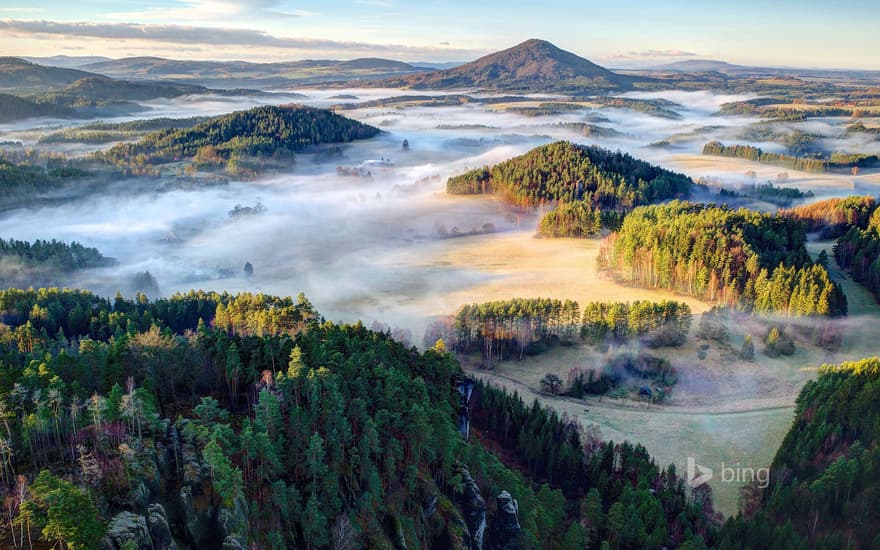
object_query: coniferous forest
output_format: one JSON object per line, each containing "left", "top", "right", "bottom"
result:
{"left": 702, "top": 141, "right": 880, "bottom": 172}
{"left": 782, "top": 195, "right": 877, "bottom": 238}
{"left": 600, "top": 201, "right": 847, "bottom": 317}
{"left": 428, "top": 297, "right": 691, "bottom": 361}
{"left": 101, "top": 105, "right": 381, "bottom": 174}
{"left": 834, "top": 207, "right": 880, "bottom": 302}
{"left": 9, "top": 288, "right": 874, "bottom": 549}
{"left": 447, "top": 141, "right": 693, "bottom": 236}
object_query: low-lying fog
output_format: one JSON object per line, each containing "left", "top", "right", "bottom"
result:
{"left": 2, "top": 88, "right": 879, "bottom": 338}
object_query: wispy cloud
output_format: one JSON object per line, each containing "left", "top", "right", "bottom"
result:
{"left": 0, "top": 7, "right": 45, "bottom": 13}
{"left": 0, "top": 19, "right": 485, "bottom": 59}
{"left": 106, "top": 0, "right": 318, "bottom": 21}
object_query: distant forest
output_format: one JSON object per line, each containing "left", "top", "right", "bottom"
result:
{"left": 100, "top": 105, "right": 381, "bottom": 175}
{"left": 703, "top": 141, "right": 880, "bottom": 173}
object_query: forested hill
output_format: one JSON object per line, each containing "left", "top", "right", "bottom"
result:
{"left": 447, "top": 141, "right": 694, "bottom": 235}
{"left": 0, "top": 287, "right": 717, "bottom": 549}
{"left": 0, "top": 57, "right": 97, "bottom": 93}
{"left": 0, "top": 93, "right": 73, "bottom": 123}
{"left": 100, "top": 104, "right": 381, "bottom": 170}
{"left": 717, "top": 358, "right": 880, "bottom": 548}
{"left": 368, "top": 39, "right": 633, "bottom": 93}
{"left": 601, "top": 201, "right": 847, "bottom": 317}
{"left": 448, "top": 141, "right": 693, "bottom": 206}
{"left": 0, "top": 238, "right": 115, "bottom": 288}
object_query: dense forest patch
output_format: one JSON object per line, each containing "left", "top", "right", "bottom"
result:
{"left": 600, "top": 201, "right": 847, "bottom": 317}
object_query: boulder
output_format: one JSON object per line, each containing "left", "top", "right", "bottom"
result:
{"left": 217, "top": 492, "right": 249, "bottom": 541}
{"left": 102, "top": 511, "right": 154, "bottom": 550}
{"left": 489, "top": 491, "right": 521, "bottom": 550}
{"left": 222, "top": 536, "right": 247, "bottom": 550}
{"left": 455, "top": 466, "right": 486, "bottom": 550}
{"left": 180, "top": 486, "right": 211, "bottom": 545}
{"left": 147, "top": 504, "right": 178, "bottom": 550}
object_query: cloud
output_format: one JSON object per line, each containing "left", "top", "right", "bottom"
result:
{"left": 106, "top": 0, "right": 318, "bottom": 21}
{"left": 0, "top": 19, "right": 485, "bottom": 59}
{"left": 0, "top": 7, "right": 45, "bottom": 13}
{"left": 354, "top": 0, "right": 393, "bottom": 6}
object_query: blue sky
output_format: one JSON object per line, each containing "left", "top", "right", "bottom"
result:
{"left": 0, "top": 0, "right": 877, "bottom": 68}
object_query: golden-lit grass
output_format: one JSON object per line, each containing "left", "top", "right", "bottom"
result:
{"left": 668, "top": 153, "right": 880, "bottom": 190}
{"left": 406, "top": 229, "right": 711, "bottom": 321}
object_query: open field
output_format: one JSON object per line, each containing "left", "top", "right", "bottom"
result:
{"left": 464, "top": 362, "right": 794, "bottom": 517}
{"left": 456, "top": 237, "right": 880, "bottom": 516}
{"left": 396, "top": 227, "right": 712, "bottom": 329}
{"left": 669, "top": 153, "right": 880, "bottom": 193}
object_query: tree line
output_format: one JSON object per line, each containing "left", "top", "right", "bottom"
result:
{"left": 427, "top": 297, "right": 691, "bottom": 361}
{"left": 718, "top": 182, "right": 813, "bottom": 208}
{"left": 781, "top": 195, "right": 877, "bottom": 238}
{"left": 834, "top": 207, "right": 880, "bottom": 301}
{"left": 0, "top": 238, "right": 115, "bottom": 274}
{"left": 600, "top": 201, "right": 847, "bottom": 317}
{"left": 703, "top": 141, "right": 880, "bottom": 172}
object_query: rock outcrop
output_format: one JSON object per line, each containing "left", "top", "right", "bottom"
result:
{"left": 455, "top": 466, "right": 486, "bottom": 550}
{"left": 147, "top": 504, "right": 178, "bottom": 550}
{"left": 102, "top": 505, "right": 178, "bottom": 550}
{"left": 488, "top": 491, "right": 521, "bottom": 550}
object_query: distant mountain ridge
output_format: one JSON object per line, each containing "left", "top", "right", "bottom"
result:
{"left": 650, "top": 58, "right": 880, "bottom": 80}
{"left": 362, "top": 39, "right": 635, "bottom": 92}
{"left": 22, "top": 55, "right": 113, "bottom": 68}
{"left": 78, "top": 56, "right": 430, "bottom": 89}
{"left": 0, "top": 57, "right": 100, "bottom": 94}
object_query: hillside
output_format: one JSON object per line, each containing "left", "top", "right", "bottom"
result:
{"left": 0, "top": 58, "right": 213, "bottom": 116}
{"left": 373, "top": 39, "right": 634, "bottom": 92}
{"left": 21, "top": 55, "right": 112, "bottom": 68}
{"left": 0, "top": 57, "right": 98, "bottom": 93}
{"left": 601, "top": 201, "right": 848, "bottom": 317}
{"left": 0, "top": 92, "right": 73, "bottom": 122}
{"left": 39, "top": 76, "right": 207, "bottom": 107}
{"left": 652, "top": 59, "right": 749, "bottom": 73}
{"left": 718, "top": 358, "right": 880, "bottom": 547}
{"left": 101, "top": 104, "right": 381, "bottom": 170}
{"left": 0, "top": 288, "right": 717, "bottom": 549}
{"left": 447, "top": 141, "right": 693, "bottom": 235}
{"left": 81, "top": 56, "right": 426, "bottom": 88}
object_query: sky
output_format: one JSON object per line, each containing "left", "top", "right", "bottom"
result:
{"left": 0, "top": 0, "right": 877, "bottom": 69}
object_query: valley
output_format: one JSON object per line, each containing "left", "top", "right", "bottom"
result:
{"left": 1, "top": 33, "right": 879, "bottom": 549}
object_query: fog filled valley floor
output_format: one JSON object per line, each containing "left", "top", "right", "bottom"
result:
{"left": 3, "top": 80, "right": 880, "bottom": 547}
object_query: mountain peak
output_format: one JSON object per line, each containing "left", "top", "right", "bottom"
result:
{"left": 386, "top": 39, "right": 629, "bottom": 92}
